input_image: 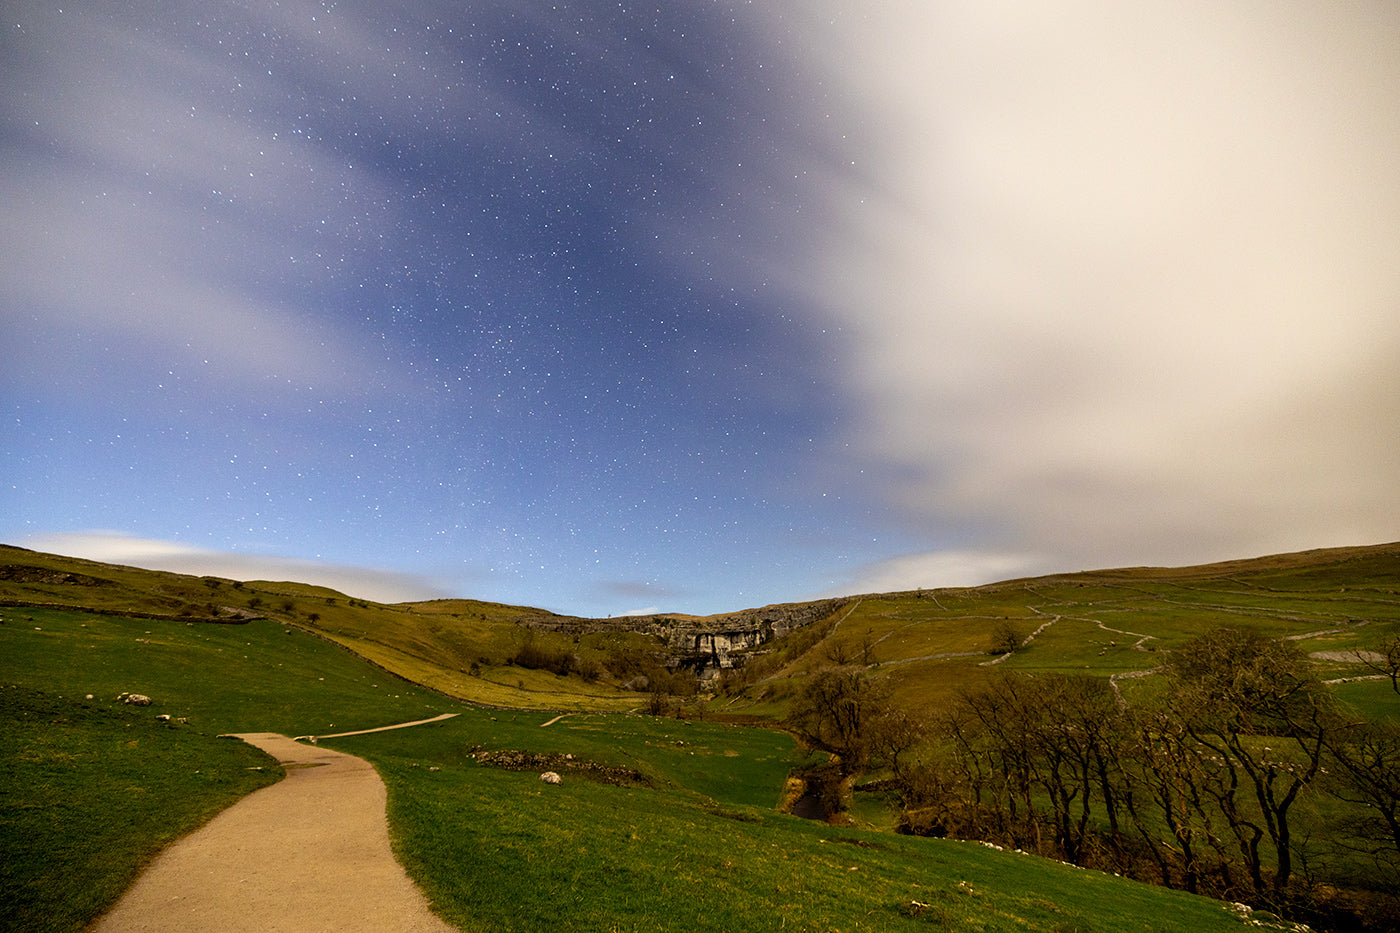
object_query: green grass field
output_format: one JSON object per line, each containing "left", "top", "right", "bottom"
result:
{"left": 0, "top": 684, "right": 280, "bottom": 933}
{"left": 0, "top": 605, "right": 1258, "bottom": 932}
{"left": 0, "top": 606, "right": 454, "bottom": 734}
{"left": 3, "top": 542, "right": 1399, "bottom": 931}
{"left": 321, "top": 716, "right": 1253, "bottom": 933}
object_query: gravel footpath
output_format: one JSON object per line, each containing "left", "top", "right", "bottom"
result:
{"left": 86, "top": 733, "right": 456, "bottom": 933}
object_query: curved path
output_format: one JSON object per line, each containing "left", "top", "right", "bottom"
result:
{"left": 87, "top": 732, "right": 456, "bottom": 933}
{"left": 299, "top": 712, "right": 458, "bottom": 742}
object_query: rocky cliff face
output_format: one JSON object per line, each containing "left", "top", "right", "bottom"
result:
{"left": 523, "top": 598, "right": 849, "bottom": 675}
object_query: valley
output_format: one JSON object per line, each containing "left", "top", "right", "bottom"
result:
{"left": 2, "top": 541, "right": 1397, "bottom": 931}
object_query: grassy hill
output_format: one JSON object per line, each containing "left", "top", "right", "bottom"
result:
{"left": 6, "top": 541, "right": 1397, "bottom": 718}
{"left": 718, "top": 543, "right": 1400, "bottom": 720}
{"left": 3, "top": 541, "right": 1399, "bottom": 931}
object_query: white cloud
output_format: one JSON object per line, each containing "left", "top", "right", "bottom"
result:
{"left": 830, "top": 549, "right": 1049, "bottom": 597}
{"left": 21, "top": 531, "right": 447, "bottom": 604}
{"left": 788, "top": 1, "right": 1400, "bottom": 569}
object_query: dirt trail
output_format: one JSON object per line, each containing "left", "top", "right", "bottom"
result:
{"left": 86, "top": 732, "right": 456, "bottom": 933}
{"left": 299, "top": 712, "right": 458, "bottom": 741}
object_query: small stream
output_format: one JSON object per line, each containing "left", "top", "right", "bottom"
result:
{"left": 791, "top": 787, "right": 830, "bottom": 821}
{"left": 788, "top": 765, "right": 845, "bottom": 822}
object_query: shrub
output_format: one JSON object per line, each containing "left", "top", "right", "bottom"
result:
{"left": 511, "top": 642, "right": 577, "bottom": 678}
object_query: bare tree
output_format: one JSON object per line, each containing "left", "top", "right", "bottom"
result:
{"left": 860, "top": 628, "right": 877, "bottom": 666}
{"left": 785, "top": 669, "right": 892, "bottom": 775}
{"left": 1169, "top": 627, "right": 1335, "bottom": 896}
{"left": 1356, "top": 634, "right": 1400, "bottom": 695}
{"left": 1122, "top": 707, "right": 1220, "bottom": 893}
{"left": 988, "top": 620, "right": 1019, "bottom": 656}
{"left": 867, "top": 705, "right": 926, "bottom": 783}
{"left": 1325, "top": 718, "right": 1400, "bottom": 875}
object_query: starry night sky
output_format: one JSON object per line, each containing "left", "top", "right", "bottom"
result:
{"left": 5, "top": 2, "right": 1400, "bottom": 614}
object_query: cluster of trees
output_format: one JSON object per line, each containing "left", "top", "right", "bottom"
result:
{"left": 784, "top": 669, "right": 922, "bottom": 778}
{"left": 511, "top": 639, "right": 599, "bottom": 680}
{"left": 509, "top": 636, "right": 703, "bottom": 701}
{"left": 786, "top": 627, "right": 1400, "bottom": 920}
{"left": 600, "top": 646, "right": 699, "bottom": 697}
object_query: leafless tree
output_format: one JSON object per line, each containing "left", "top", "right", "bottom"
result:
{"left": 988, "top": 620, "right": 1019, "bottom": 655}
{"left": 1325, "top": 719, "right": 1400, "bottom": 876}
{"left": 1169, "top": 627, "right": 1335, "bottom": 896}
{"left": 1356, "top": 634, "right": 1400, "bottom": 695}
{"left": 785, "top": 669, "right": 892, "bottom": 775}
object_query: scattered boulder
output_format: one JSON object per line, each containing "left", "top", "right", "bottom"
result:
{"left": 156, "top": 714, "right": 171, "bottom": 722}
{"left": 123, "top": 694, "right": 152, "bottom": 707}
{"left": 540, "top": 771, "right": 562, "bottom": 785}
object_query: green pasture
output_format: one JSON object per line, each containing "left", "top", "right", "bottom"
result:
{"left": 0, "top": 607, "right": 453, "bottom": 735}
{"left": 0, "top": 684, "right": 279, "bottom": 933}
{"left": 332, "top": 706, "right": 799, "bottom": 810}
{"left": 2, "top": 603, "right": 1263, "bottom": 933}
{"left": 328, "top": 721, "right": 1253, "bottom": 933}
{"left": 4, "top": 542, "right": 1400, "bottom": 931}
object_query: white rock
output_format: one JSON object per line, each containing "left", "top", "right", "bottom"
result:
{"left": 540, "top": 771, "right": 562, "bottom": 785}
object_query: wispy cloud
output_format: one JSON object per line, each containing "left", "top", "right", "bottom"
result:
{"left": 21, "top": 531, "right": 447, "bottom": 604}
{"left": 829, "top": 548, "right": 1050, "bottom": 597}
{"left": 591, "top": 580, "right": 687, "bottom": 617}
{"left": 0, "top": 7, "right": 401, "bottom": 404}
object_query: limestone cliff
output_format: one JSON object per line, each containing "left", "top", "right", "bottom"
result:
{"left": 522, "top": 598, "right": 849, "bottom": 674}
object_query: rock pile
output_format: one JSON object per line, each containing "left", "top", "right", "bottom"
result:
{"left": 470, "top": 748, "right": 651, "bottom": 788}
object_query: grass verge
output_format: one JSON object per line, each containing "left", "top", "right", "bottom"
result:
{"left": 379, "top": 759, "right": 1258, "bottom": 932}
{"left": 327, "top": 719, "right": 1258, "bottom": 933}
{"left": 0, "top": 684, "right": 280, "bottom": 933}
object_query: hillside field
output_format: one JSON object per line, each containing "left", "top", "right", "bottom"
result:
{"left": 3, "top": 541, "right": 1398, "bottom": 931}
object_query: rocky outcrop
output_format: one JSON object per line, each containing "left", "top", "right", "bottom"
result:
{"left": 521, "top": 598, "right": 849, "bottom": 676}
{"left": 661, "top": 599, "right": 850, "bottom": 674}
{"left": 0, "top": 565, "right": 113, "bottom": 587}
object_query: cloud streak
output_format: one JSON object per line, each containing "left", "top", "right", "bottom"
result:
{"left": 22, "top": 532, "right": 447, "bottom": 604}
{"left": 0, "top": 6, "right": 405, "bottom": 404}
{"left": 790, "top": 1, "right": 1400, "bottom": 575}
{"left": 6, "top": 2, "right": 1398, "bottom": 614}
{"left": 831, "top": 549, "right": 1051, "bottom": 597}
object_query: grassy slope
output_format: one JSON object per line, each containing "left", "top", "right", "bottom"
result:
{"left": 0, "top": 606, "right": 453, "bottom": 735}
{"left": 0, "top": 684, "right": 281, "bottom": 933}
{"left": 731, "top": 544, "right": 1400, "bottom": 719}
{"left": 0, "top": 604, "right": 460, "bottom": 932}
{"left": 0, "top": 544, "right": 648, "bottom": 711}
{"left": 1, "top": 607, "right": 1254, "bottom": 933}
{"left": 4, "top": 541, "right": 1399, "bottom": 931}
{"left": 9, "top": 540, "right": 1394, "bottom": 719}
{"left": 327, "top": 716, "right": 1250, "bottom": 933}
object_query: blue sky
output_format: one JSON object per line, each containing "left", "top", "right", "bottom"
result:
{"left": 5, "top": 2, "right": 1399, "bottom": 614}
